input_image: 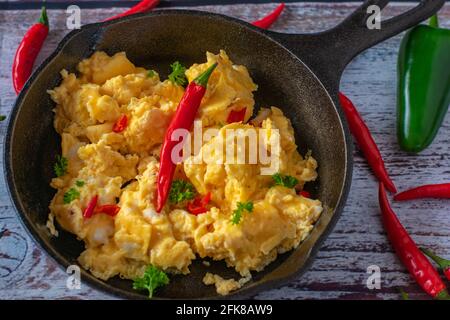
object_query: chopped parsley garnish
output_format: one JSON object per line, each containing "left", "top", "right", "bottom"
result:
{"left": 147, "top": 69, "right": 156, "bottom": 78}
{"left": 63, "top": 188, "right": 80, "bottom": 204}
{"left": 54, "top": 155, "right": 68, "bottom": 177}
{"left": 75, "top": 180, "right": 85, "bottom": 187}
{"left": 168, "top": 61, "right": 187, "bottom": 86}
{"left": 133, "top": 265, "right": 169, "bottom": 298}
{"left": 231, "top": 201, "right": 254, "bottom": 225}
{"left": 169, "top": 180, "right": 196, "bottom": 204}
{"left": 272, "top": 173, "right": 298, "bottom": 189}
{"left": 0, "top": 115, "right": 6, "bottom": 121}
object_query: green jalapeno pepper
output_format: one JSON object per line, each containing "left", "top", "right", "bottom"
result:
{"left": 397, "top": 14, "right": 450, "bottom": 153}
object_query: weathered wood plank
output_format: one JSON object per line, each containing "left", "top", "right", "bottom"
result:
{"left": 0, "top": 2, "right": 449, "bottom": 300}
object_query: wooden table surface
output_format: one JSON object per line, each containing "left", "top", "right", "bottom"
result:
{"left": 0, "top": 2, "right": 449, "bottom": 300}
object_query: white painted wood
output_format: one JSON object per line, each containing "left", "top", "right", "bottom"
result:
{"left": 0, "top": 2, "right": 449, "bottom": 300}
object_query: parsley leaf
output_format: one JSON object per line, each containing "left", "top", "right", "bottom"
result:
{"left": 168, "top": 61, "right": 187, "bottom": 86}
{"left": 54, "top": 155, "right": 68, "bottom": 177}
{"left": 272, "top": 173, "right": 298, "bottom": 189}
{"left": 231, "top": 201, "right": 254, "bottom": 225}
{"left": 75, "top": 180, "right": 85, "bottom": 187}
{"left": 63, "top": 188, "right": 80, "bottom": 204}
{"left": 147, "top": 70, "right": 156, "bottom": 78}
{"left": 133, "top": 265, "right": 169, "bottom": 298}
{"left": 0, "top": 115, "right": 6, "bottom": 121}
{"left": 169, "top": 180, "right": 196, "bottom": 204}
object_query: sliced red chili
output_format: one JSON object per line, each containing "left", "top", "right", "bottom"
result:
{"left": 227, "top": 108, "right": 247, "bottom": 123}
{"left": 95, "top": 204, "right": 121, "bottom": 217}
{"left": 299, "top": 190, "right": 311, "bottom": 198}
{"left": 83, "top": 195, "right": 98, "bottom": 219}
{"left": 156, "top": 63, "right": 217, "bottom": 212}
{"left": 187, "top": 192, "right": 211, "bottom": 215}
{"left": 252, "top": 3, "right": 286, "bottom": 29}
{"left": 104, "top": 0, "right": 160, "bottom": 21}
{"left": 112, "top": 114, "right": 128, "bottom": 133}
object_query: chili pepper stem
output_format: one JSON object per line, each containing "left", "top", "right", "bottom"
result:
{"left": 421, "top": 248, "right": 450, "bottom": 270}
{"left": 436, "top": 290, "right": 450, "bottom": 300}
{"left": 429, "top": 14, "right": 439, "bottom": 28}
{"left": 194, "top": 63, "right": 218, "bottom": 87}
{"left": 38, "top": 6, "right": 49, "bottom": 27}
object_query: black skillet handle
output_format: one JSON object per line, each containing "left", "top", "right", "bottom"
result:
{"left": 270, "top": 0, "right": 445, "bottom": 95}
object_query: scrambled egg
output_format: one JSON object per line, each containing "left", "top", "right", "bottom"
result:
{"left": 47, "top": 50, "right": 322, "bottom": 296}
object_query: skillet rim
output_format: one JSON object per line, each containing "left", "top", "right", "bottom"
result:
{"left": 3, "top": 9, "right": 353, "bottom": 300}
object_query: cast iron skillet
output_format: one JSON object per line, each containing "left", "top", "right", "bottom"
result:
{"left": 4, "top": 0, "right": 444, "bottom": 299}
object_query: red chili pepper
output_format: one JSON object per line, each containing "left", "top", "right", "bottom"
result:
{"left": 83, "top": 195, "right": 98, "bottom": 219}
{"left": 95, "top": 204, "right": 121, "bottom": 217}
{"left": 299, "top": 190, "right": 311, "bottom": 198}
{"left": 227, "top": 108, "right": 247, "bottom": 123}
{"left": 421, "top": 248, "right": 450, "bottom": 281}
{"left": 187, "top": 192, "right": 211, "bottom": 215}
{"left": 252, "top": 3, "right": 286, "bottom": 29}
{"left": 104, "top": 0, "right": 160, "bottom": 21}
{"left": 339, "top": 93, "right": 397, "bottom": 193}
{"left": 112, "top": 114, "right": 128, "bottom": 133}
{"left": 394, "top": 183, "right": 450, "bottom": 201}
{"left": 379, "top": 183, "right": 450, "bottom": 300}
{"left": 12, "top": 7, "right": 49, "bottom": 94}
{"left": 156, "top": 63, "right": 218, "bottom": 212}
